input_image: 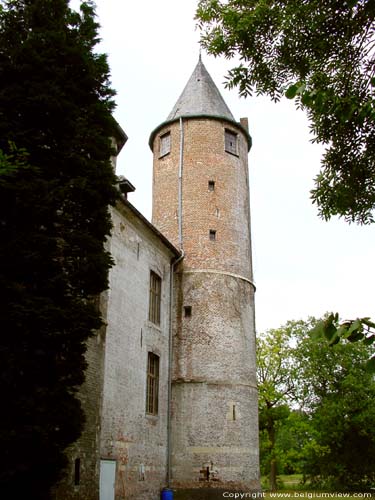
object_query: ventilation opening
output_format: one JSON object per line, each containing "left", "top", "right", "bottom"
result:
{"left": 184, "top": 306, "right": 192, "bottom": 318}
{"left": 74, "top": 458, "right": 80, "bottom": 486}
{"left": 209, "top": 229, "right": 216, "bottom": 241}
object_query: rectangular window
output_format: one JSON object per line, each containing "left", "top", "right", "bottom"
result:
{"left": 159, "top": 132, "right": 171, "bottom": 157}
{"left": 149, "top": 271, "right": 161, "bottom": 325}
{"left": 184, "top": 305, "right": 192, "bottom": 317}
{"left": 146, "top": 353, "right": 159, "bottom": 415}
{"left": 225, "top": 129, "right": 238, "bottom": 155}
{"left": 209, "top": 229, "right": 216, "bottom": 241}
{"left": 74, "top": 458, "right": 80, "bottom": 486}
{"left": 208, "top": 180, "right": 215, "bottom": 191}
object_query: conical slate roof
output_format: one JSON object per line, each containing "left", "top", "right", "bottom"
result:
{"left": 166, "top": 56, "right": 235, "bottom": 122}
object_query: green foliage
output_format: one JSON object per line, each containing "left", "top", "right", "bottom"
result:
{"left": 274, "top": 411, "right": 326, "bottom": 477}
{"left": 258, "top": 318, "right": 375, "bottom": 490}
{"left": 257, "top": 323, "right": 307, "bottom": 490}
{"left": 311, "top": 313, "right": 375, "bottom": 371}
{"left": 0, "top": 1, "right": 118, "bottom": 498}
{"left": 294, "top": 320, "right": 375, "bottom": 489}
{"left": 196, "top": 0, "right": 375, "bottom": 224}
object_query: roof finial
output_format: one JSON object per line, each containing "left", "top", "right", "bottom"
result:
{"left": 199, "top": 47, "right": 202, "bottom": 62}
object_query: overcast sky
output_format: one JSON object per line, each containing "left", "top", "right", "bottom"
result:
{"left": 73, "top": 0, "right": 375, "bottom": 333}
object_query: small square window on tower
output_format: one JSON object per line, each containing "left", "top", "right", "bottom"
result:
{"left": 209, "top": 229, "right": 216, "bottom": 241}
{"left": 159, "top": 131, "right": 171, "bottom": 157}
{"left": 208, "top": 180, "right": 215, "bottom": 191}
{"left": 225, "top": 129, "right": 238, "bottom": 156}
{"left": 184, "top": 305, "right": 192, "bottom": 318}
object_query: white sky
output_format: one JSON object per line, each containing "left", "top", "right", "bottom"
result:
{"left": 73, "top": 0, "right": 375, "bottom": 333}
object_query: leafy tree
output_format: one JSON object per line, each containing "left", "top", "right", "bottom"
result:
{"left": 196, "top": 0, "right": 375, "bottom": 224}
{"left": 0, "top": 1, "right": 118, "bottom": 498}
{"left": 293, "top": 320, "right": 375, "bottom": 489}
{"left": 257, "top": 326, "right": 297, "bottom": 490}
{"left": 258, "top": 318, "right": 375, "bottom": 490}
{"left": 274, "top": 410, "right": 324, "bottom": 478}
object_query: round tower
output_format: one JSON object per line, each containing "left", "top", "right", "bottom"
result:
{"left": 150, "top": 57, "right": 260, "bottom": 498}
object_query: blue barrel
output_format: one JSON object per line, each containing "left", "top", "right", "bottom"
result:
{"left": 161, "top": 487, "right": 174, "bottom": 500}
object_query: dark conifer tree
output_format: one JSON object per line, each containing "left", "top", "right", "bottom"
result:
{"left": 0, "top": 1, "right": 118, "bottom": 497}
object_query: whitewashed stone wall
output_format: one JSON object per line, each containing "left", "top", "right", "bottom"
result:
{"left": 100, "top": 200, "right": 177, "bottom": 500}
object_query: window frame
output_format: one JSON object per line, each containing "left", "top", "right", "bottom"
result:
{"left": 224, "top": 129, "right": 238, "bottom": 156}
{"left": 209, "top": 229, "right": 217, "bottom": 241}
{"left": 146, "top": 352, "right": 159, "bottom": 416}
{"left": 208, "top": 180, "right": 215, "bottom": 192}
{"left": 159, "top": 131, "right": 171, "bottom": 157}
{"left": 148, "top": 270, "right": 162, "bottom": 326}
{"left": 184, "top": 305, "right": 192, "bottom": 318}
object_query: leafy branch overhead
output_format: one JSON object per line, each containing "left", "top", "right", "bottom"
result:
{"left": 310, "top": 312, "right": 375, "bottom": 371}
{"left": 196, "top": 0, "right": 375, "bottom": 224}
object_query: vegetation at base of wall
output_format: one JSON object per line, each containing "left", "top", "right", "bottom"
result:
{"left": 0, "top": 1, "right": 118, "bottom": 498}
{"left": 196, "top": 0, "right": 375, "bottom": 224}
{"left": 257, "top": 318, "right": 375, "bottom": 492}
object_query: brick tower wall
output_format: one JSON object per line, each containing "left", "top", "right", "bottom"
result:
{"left": 151, "top": 117, "right": 260, "bottom": 496}
{"left": 152, "top": 118, "right": 253, "bottom": 279}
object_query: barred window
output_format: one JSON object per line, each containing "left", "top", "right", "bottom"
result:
{"left": 225, "top": 129, "right": 238, "bottom": 155}
{"left": 159, "top": 132, "right": 171, "bottom": 157}
{"left": 146, "top": 352, "right": 159, "bottom": 415}
{"left": 149, "top": 271, "right": 161, "bottom": 325}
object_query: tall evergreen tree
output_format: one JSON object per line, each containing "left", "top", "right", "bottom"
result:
{"left": 0, "top": 1, "right": 118, "bottom": 497}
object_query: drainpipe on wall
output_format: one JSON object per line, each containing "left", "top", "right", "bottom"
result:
{"left": 166, "top": 117, "right": 185, "bottom": 487}
{"left": 178, "top": 117, "right": 184, "bottom": 250}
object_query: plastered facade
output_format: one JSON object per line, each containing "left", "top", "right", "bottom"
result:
{"left": 99, "top": 201, "right": 177, "bottom": 500}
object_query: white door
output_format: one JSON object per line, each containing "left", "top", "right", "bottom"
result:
{"left": 99, "top": 460, "right": 116, "bottom": 500}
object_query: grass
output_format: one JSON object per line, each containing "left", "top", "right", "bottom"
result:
{"left": 261, "top": 473, "right": 308, "bottom": 491}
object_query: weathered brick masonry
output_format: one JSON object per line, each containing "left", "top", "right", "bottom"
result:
{"left": 150, "top": 58, "right": 260, "bottom": 498}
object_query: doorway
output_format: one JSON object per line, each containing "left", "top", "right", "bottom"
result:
{"left": 99, "top": 460, "right": 116, "bottom": 500}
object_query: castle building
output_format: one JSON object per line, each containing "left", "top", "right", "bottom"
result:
{"left": 55, "top": 57, "right": 260, "bottom": 500}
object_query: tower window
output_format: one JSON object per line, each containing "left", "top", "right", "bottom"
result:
{"left": 159, "top": 132, "right": 171, "bottom": 157}
{"left": 225, "top": 129, "right": 238, "bottom": 156}
{"left": 208, "top": 180, "right": 215, "bottom": 191}
{"left": 149, "top": 271, "right": 161, "bottom": 325}
{"left": 146, "top": 352, "right": 159, "bottom": 415}
{"left": 74, "top": 458, "right": 80, "bottom": 486}
{"left": 209, "top": 229, "right": 216, "bottom": 241}
{"left": 184, "top": 306, "right": 192, "bottom": 317}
